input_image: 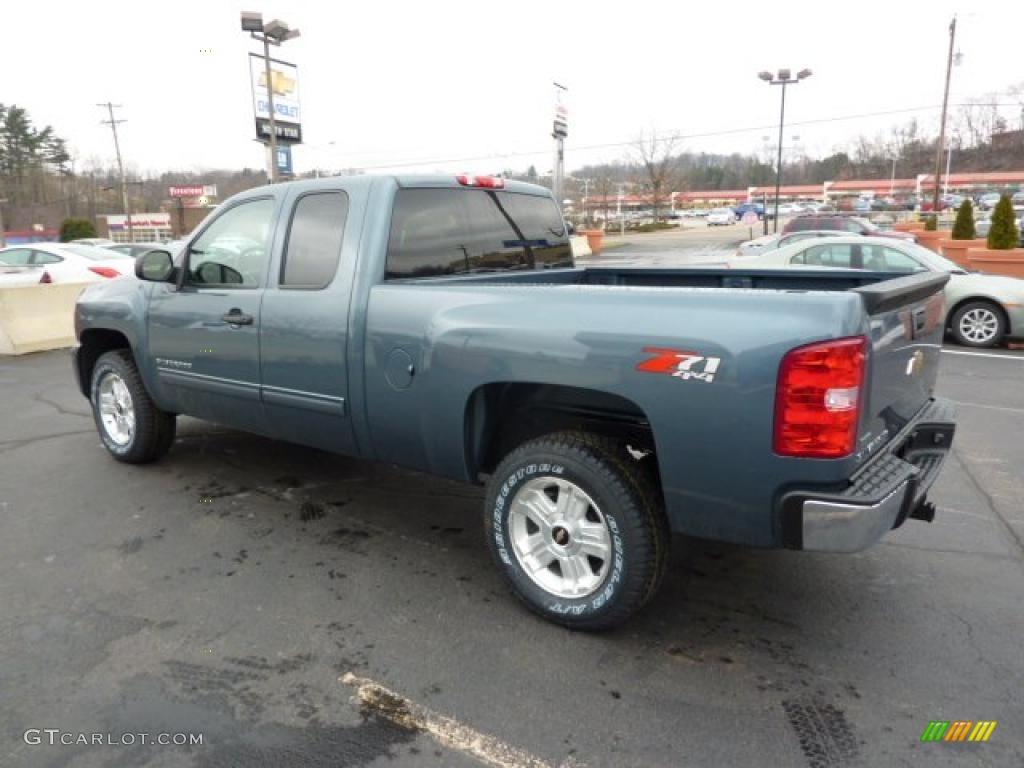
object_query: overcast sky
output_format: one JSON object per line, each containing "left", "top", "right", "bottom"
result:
{"left": 5, "top": 1, "right": 1023, "bottom": 180}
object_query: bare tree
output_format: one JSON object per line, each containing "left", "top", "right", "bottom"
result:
{"left": 631, "top": 130, "right": 681, "bottom": 222}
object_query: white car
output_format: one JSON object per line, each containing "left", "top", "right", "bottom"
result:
{"left": 706, "top": 208, "right": 737, "bottom": 226}
{"left": 728, "top": 235, "right": 1024, "bottom": 347}
{"left": 0, "top": 243, "right": 135, "bottom": 284}
{"left": 735, "top": 229, "right": 847, "bottom": 258}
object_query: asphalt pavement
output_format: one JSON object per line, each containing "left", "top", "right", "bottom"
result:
{"left": 1, "top": 273, "right": 1023, "bottom": 767}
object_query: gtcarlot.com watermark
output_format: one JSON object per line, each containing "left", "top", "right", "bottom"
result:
{"left": 24, "top": 729, "right": 203, "bottom": 747}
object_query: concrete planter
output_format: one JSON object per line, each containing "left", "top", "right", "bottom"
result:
{"left": 915, "top": 230, "right": 944, "bottom": 253}
{"left": 581, "top": 229, "right": 605, "bottom": 256}
{"left": 940, "top": 238, "right": 988, "bottom": 268}
{"left": 966, "top": 248, "right": 1024, "bottom": 278}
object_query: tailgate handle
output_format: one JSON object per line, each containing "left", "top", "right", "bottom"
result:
{"left": 912, "top": 307, "right": 927, "bottom": 335}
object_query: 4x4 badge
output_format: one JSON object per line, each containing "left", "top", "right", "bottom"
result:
{"left": 637, "top": 348, "right": 722, "bottom": 383}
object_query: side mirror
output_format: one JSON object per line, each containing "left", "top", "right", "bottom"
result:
{"left": 135, "top": 249, "right": 175, "bottom": 282}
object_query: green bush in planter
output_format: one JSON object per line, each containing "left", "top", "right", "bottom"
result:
{"left": 923, "top": 215, "right": 938, "bottom": 231}
{"left": 59, "top": 218, "right": 97, "bottom": 242}
{"left": 987, "top": 195, "right": 1020, "bottom": 250}
{"left": 951, "top": 199, "right": 975, "bottom": 240}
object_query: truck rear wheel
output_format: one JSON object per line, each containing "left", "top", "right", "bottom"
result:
{"left": 90, "top": 350, "right": 176, "bottom": 464}
{"left": 484, "top": 431, "right": 668, "bottom": 630}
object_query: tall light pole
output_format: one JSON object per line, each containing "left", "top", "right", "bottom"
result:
{"left": 758, "top": 68, "right": 812, "bottom": 232}
{"left": 242, "top": 12, "right": 300, "bottom": 184}
{"left": 932, "top": 16, "right": 957, "bottom": 212}
{"left": 98, "top": 102, "right": 133, "bottom": 242}
{"left": 552, "top": 82, "right": 568, "bottom": 207}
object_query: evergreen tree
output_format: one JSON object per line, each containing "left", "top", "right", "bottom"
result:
{"left": 987, "top": 195, "right": 1020, "bottom": 250}
{"left": 951, "top": 199, "right": 975, "bottom": 240}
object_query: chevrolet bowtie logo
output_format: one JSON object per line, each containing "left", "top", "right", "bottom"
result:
{"left": 259, "top": 70, "right": 296, "bottom": 97}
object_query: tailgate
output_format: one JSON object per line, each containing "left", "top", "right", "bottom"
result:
{"left": 852, "top": 272, "right": 950, "bottom": 465}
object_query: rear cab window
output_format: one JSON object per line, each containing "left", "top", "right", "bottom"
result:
{"left": 386, "top": 188, "right": 572, "bottom": 279}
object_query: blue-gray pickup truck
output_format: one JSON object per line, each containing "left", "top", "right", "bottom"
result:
{"left": 73, "top": 174, "right": 956, "bottom": 629}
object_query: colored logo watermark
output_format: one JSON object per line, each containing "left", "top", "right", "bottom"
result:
{"left": 921, "top": 721, "right": 997, "bottom": 742}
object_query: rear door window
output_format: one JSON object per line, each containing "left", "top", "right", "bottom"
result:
{"left": 280, "top": 192, "right": 349, "bottom": 289}
{"left": 793, "top": 243, "right": 858, "bottom": 268}
{"left": 386, "top": 188, "right": 571, "bottom": 279}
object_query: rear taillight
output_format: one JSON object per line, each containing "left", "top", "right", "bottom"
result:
{"left": 39, "top": 271, "right": 52, "bottom": 284}
{"left": 88, "top": 266, "right": 120, "bottom": 278}
{"left": 773, "top": 336, "right": 867, "bottom": 459}
{"left": 456, "top": 174, "right": 505, "bottom": 189}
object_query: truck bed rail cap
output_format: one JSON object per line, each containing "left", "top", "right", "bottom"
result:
{"left": 851, "top": 271, "right": 950, "bottom": 315}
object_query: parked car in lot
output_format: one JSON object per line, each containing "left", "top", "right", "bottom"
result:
{"left": 0, "top": 243, "right": 135, "bottom": 283}
{"left": 732, "top": 202, "right": 764, "bottom": 220}
{"left": 71, "top": 238, "right": 116, "bottom": 246}
{"left": 977, "top": 192, "right": 1003, "bottom": 211}
{"left": 783, "top": 214, "right": 916, "bottom": 242}
{"left": 103, "top": 243, "right": 165, "bottom": 258}
{"left": 73, "top": 174, "right": 956, "bottom": 629}
{"left": 728, "top": 235, "right": 1024, "bottom": 347}
{"left": 706, "top": 207, "right": 737, "bottom": 226}
{"left": 735, "top": 229, "right": 849, "bottom": 258}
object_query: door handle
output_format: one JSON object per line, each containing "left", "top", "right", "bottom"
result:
{"left": 222, "top": 309, "right": 253, "bottom": 326}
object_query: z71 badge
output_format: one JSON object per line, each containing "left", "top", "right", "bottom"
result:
{"left": 636, "top": 348, "right": 722, "bottom": 383}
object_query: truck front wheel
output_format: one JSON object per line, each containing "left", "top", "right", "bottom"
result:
{"left": 484, "top": 432, "right": 668, "bottom": 630}
{"left": 90, "top": 350, "right": 176, "bottom": 463}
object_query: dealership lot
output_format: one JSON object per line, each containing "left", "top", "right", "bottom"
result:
{"left": 2, "top": 344, "right": 1023, "bottom": 767}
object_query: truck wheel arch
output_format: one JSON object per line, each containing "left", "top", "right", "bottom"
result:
{"left": 77, "top": 329, "right": 133, "bottom": 397}
{"left": 463, "top": 382, "right": 660, "bottom": 483}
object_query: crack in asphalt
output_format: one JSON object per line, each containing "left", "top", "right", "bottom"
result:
{"left": 947, "top": 608, "right": 1003, "bottom": 691}
{"left": 33, "top": 391, "right": 91, "bottom": 419}
{"left": 0, "top": 429, "right": 96, "bottom": 453}
{"left": 950, "top": 445, "right": 1024, "bottom": 564}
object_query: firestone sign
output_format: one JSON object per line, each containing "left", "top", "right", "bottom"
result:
{"left": 168, "top": 185, "right": 217, "bottom": 198}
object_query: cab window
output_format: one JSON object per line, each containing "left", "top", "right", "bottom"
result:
{"left": 186, "top": 198, "right": 275, "bottom": 287}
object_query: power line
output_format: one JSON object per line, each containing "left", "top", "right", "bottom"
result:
{"left": 328, "top": 102, "right": 1019, "bottom": 173}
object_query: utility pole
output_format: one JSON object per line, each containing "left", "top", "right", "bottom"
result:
{"left": 0, "top": 198, "right": 7, "bottom": 248}
{"left": 98, "top": 102, "right": 133, "bottom": 241}
{"left": 932, "top": 16, "right": 956, "bottom": 213}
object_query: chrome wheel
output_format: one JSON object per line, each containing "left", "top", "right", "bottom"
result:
{"left": 958, "top": 307, "right": 999, "bottom": 345}
{"left": 97, "top": 372, "right": 135, "bottom": 446}
{"left": 508, "top": 477, "right": 613, "bottom": 599}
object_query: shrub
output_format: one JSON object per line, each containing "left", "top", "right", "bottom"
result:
{"left": 923, "top": 215, "right": 938, "bottom": 231}
{"left": 951, "top": 199, "right": 975, "bottom": 240}
{"left": 987, "top": 195, "right": 1020, "bottom": 250}
{"left": 59, "top": 218, "right": 97, "bottom": 242}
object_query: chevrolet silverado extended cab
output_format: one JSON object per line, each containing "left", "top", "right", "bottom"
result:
{"left": 73, "top": 174, "right": 956, "bottom": 629}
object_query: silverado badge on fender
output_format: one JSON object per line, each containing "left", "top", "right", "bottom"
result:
{"left": 636, "top": 348, "right": 722, "bottom": 383}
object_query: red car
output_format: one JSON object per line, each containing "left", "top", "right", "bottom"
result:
{"left": 782, "top": 215, "right": 916, "bottom": 242}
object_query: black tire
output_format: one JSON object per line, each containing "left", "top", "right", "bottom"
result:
{"left": 484, "top": 431, "right": 669, "bottom": 630}
{"left": 90, "top": 350, "right": 176, "bottom": 463}
{"left": 950, "top": 300, "right": 1006, "bottom": 348}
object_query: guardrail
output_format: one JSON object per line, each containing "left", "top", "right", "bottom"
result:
{"left": 0, "top": 282, "right": 90, "bottom": 355}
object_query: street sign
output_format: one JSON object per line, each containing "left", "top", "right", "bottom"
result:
{"left": 741, "top": 210, "right": 758, "bottom": 225}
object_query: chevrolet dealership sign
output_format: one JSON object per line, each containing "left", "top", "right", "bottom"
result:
{"left": 249, "top": 53, "right": 302, "bottom": 144}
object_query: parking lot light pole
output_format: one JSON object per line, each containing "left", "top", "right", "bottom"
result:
{"left": 758, "top": 68, "right": 812, "bottom": 233}
{"left": 242, "top": 12, "right": 301, "bottom": 184}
